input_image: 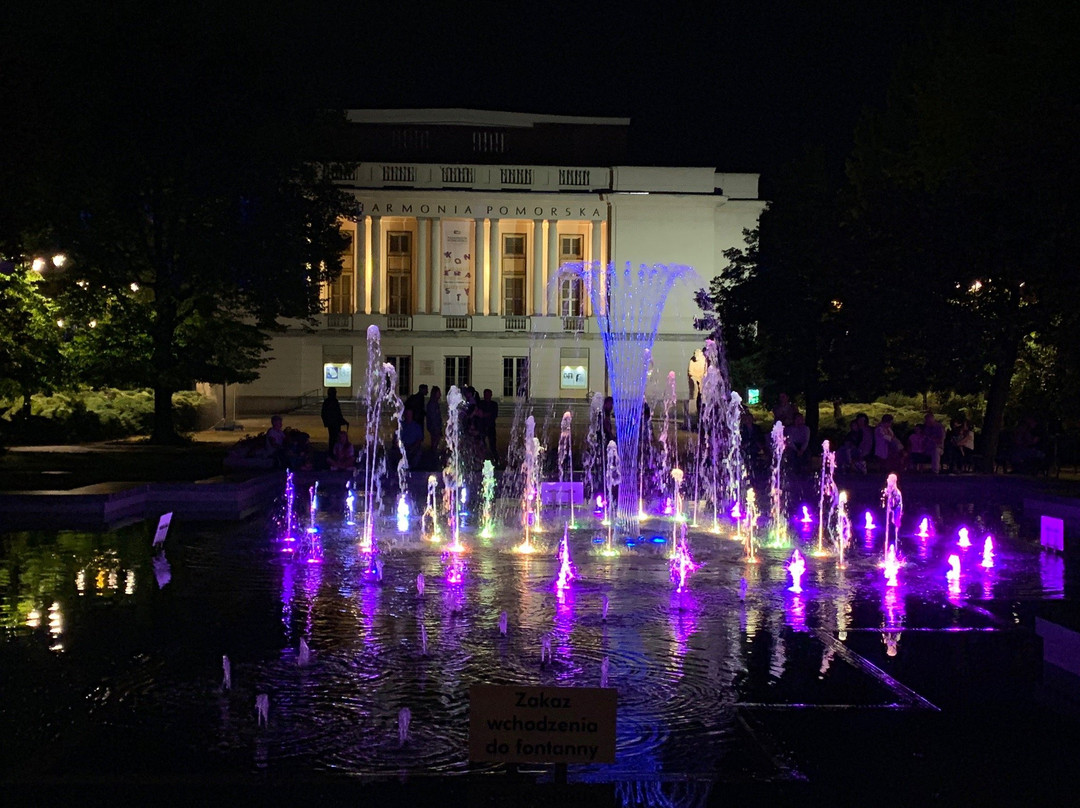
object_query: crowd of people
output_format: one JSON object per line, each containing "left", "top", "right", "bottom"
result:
{"left": 225, "top": 384, "right": 1049, "bottom": 481}
{"left": 740, "top": 393, "right": 993, "bottom": 477}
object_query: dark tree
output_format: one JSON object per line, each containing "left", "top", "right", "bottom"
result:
{"left": 847, "top": 0, "right": 1080, "bottom": 468}
{"left": 3, "top": 1, "right": 355, "bottom": 442}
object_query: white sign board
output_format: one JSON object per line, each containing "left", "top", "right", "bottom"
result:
{"left": 323, "top": 362, "right": 352, "bottom": 388}
{"left": 153, "top": 512, "right": 173, "bottom": 548}
{"left": 560, "top": 364, "right": 588, "bottom": 390}
{"left": 1041, "top": 515, "right": 1065, "bottom": 552}
{"left": 441, "top": 223, "right": 472, "bottom": 316}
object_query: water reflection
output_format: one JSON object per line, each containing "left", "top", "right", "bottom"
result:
{"left": 0, "top": 497, "right": 1069, "bottom": 780}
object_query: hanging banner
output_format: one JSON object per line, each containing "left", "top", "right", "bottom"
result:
{"left": 441, "top": 222, "right": 472, "bottom": 316}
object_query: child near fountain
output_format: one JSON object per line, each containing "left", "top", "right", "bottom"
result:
{"left": 327, "top": 430, "right": 356, "bottom": 471}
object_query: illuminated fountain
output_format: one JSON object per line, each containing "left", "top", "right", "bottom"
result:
{"left": 946, "top": 553, "right": 962, "bottom": 595}
{"left": 558, "top": 412, "right": 577, "bottom": 529}
{"left": 344, "top": 479, "right": 357, "bottom": 526}
{"left": 279, "top": 470, "right": 299, "bottom": 551}
{"left": 670, "top": 468, "right": 685, "bottom": 543}
{"left": 767, "top": 422, "right": 789, "bottom": 547}
{"left": 422, "top": 475, "right": 441, "bottom": 542}
{"left": 884, "top": 543, "right": 900, "bottom": 587}
{"left": 515, "top": 415, "right": 541, "bottom": 554}
{"left": 742, "top": 488, "right": 758, "bottom": 562}
{"left": 835, "top": 491, "right": 852, "bottom": 568}
{"left": 658, "top": 372, "right": 680, "bottom": 515}
{"left": 916, "top": 517, "right": 932, "bottom": 538}
{"left": 958, "top": 526, "right": 972, "bottom": 548}
{"left": 443, "top": 386, "right": 466, "bottom": 552}
{"left": 582, "top": 392, "right": 604, "bottom": 505}
{"left": 603, "top": 441, "right": 620, "bottom": 553}
{"left": 723, "top": 389, "right": 744, "bottom": 520}
{"left": 479, "top": 460, "right": 496, "bottom": 539}
{"left": 882, "top": 474, "right": 903, "bottom": 559}
{"left": 981, "top": 536, "right": 995, "bottom": 568}
{"left": 385, "top": 363, "right": 411, "bottom": 533}
{"left": 359, "top": 326, "right": 395, "bottom": 550}
{"left": 691, "top": 350, "right": 723, "bottom": 529}
{"left": 787, "top": 549, "right": 806, "bottom": 593}
{"left": 554, "top": 261, "right": 697, "bottom": 533}
{"left": 816, "top": 440, "right": 839, "bottom": 556}
{"left": 555, "top": 524, "right": 577, "bottom": 595}
{"left": 669, "top": 527, "right": 699, "bottom": 594}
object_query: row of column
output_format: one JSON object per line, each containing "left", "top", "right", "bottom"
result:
{"left": 357, "top": 215, "right": 604, "bottom": 316}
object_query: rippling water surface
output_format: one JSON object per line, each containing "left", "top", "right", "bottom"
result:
{"left": 0, "top": 490, "right": 1071, "bottom": 784}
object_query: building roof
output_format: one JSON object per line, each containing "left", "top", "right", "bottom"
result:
{"left": 345, "top": 109, "right": 631, "bottom": 128}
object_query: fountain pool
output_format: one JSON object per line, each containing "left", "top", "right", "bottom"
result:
{"left": 0, "top": 488, "right": 1071, "bottom": 792}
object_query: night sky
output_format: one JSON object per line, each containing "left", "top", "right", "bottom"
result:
{"left": 318, "top": 1, "right": 942, "bottom": 186}
{"left": 3, "top": 0, "right": 956, "bottom": 192}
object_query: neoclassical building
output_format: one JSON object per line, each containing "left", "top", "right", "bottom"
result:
{"left": 237, "top": 109, "right": 763, "bottom": 411}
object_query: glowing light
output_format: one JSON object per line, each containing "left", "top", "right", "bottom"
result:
{"left": 884, "top": 544, "right": 900, "bottom": 587}
{"left": 32, "top": 257, "right": 46, "bottom": 272}
{"left": 88, "top": 319, "right": 96, "bottom": 328}
{"left": 669, "top": 538, "right": 699, "bottom": 593}
{"left": 958, "top": 527, "right": 971, "bottom": 548}
{"left": 52, "top": 254, "right": 66, "bottom": 267}
{"left": 130, "top": 282, "right": 140, "bottom": 292}
{"left": 800, "top": 505, "right": 813, "bottom": 523}
{"left": 946, "top": 554, "right": 961, "bottom": 583}
{"left": 916, "top": 517, "right": 931, "bottom": 538}
{"left": 396, "top": 496, "right": 410, "bottom": 533}
{"left": 787, "top": 549, "right": 806, "bottom": 593}
{"left": 981, "top": 536, "right": 994, "bottom": 568}
{"left": 555, "top": 525, "right": 576, "bottom": 593}
{"left": 730, "top": 502, "right": 741, "bottom": 520}
{"left": 864, "top": 511, "right": 876, "bottom": 530}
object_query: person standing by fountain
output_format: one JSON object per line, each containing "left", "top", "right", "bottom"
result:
{"left": 477, "top": 389, "right": 500, "bottom": 463}
{"left": 426, "top": 386, "right": 443, "bottom": 451}
{"left": 404, "top": 384, "right": 428, "bottom": 437}
{"left": 321, "top": 388, "right": 348, "bottom": 451}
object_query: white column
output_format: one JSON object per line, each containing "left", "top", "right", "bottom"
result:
{"left": 370, "top": 215, "right": 383, "bottom": 314}
{"left": 430, "top": 218, "right": 442, "bottom": 315}
{"left": 488, "top": 219, "right": 500, "bottom": 316}
{"left": 473, "top": 218, "right": 486, "bottom": 316}
{"left": 546, "top": 220, "right": 559, "bottom": 316}
{"left": 589, "top": 220, "right": 602, "bottom": 316}
{"left": 531, "top": 219, "right": 544, "bottom": 316}
{"left": 355, "top": 216, "right": 368, "bottom": 313}
{"left": 417, "top": 218, "right": 429, "bottom": 314}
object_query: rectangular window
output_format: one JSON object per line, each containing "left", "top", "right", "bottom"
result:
{"left": 326, "top": 231, "right": 355, "bottom": 314}
{"left": 386, "top": 355, "right": 411, "bottom": 397}
{"left": 387, "top": 231, "right": 412, "bottom": 315}
{"left": 558, "top": 234, "right": 584, "bottom": 316}
{"left": 445, "top": 356, "right": 471, "bottom": 391}
{"left": 503, "top": 356, "right": 529, "bottom": 399}
{"left": 502, "top": 233, "right": 527, "bottom": 316}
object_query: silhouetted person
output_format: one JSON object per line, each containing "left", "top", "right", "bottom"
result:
{"left": 321, "top": 388, "right": 348, "bottom": 450}
{"left": 477, "top": 388, "right": 499, "bottom": 460}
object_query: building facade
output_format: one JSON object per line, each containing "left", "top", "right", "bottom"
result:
{"left": 237, "top": 110, "right": 764, "bottom": 411}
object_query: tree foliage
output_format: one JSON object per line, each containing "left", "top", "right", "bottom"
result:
{"left": 700, "top": 1, "right": 1080, "bottom": 462}
{"left": 3, "top": 1, "right": 356, "bottom": 442}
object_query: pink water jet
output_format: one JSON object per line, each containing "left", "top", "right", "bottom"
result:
{"left": 916, "top": 517, "right": 931, "bottom": 538}
{"left": 669, "top": 540, "right": 699, "bottom": 594}
{"left": 981, "top": 536, "right": 995, "bottom": 568}
{"left": 787, "top": 549, "right": 806, "bottom": 593}
{"left": 555, "top": 525, "right": 577, "bottom": 593}
{"left": 946, "top": 554, "right": 961, "bottom": 584}
{"left": 864, "top": 511, "right": 876, "bottom": 530}
{"left": 800, "top": 505, "right": 813, "bottom": 524}
{"left": 958, "top": 527, "right": 972, "bottom": 548}
{"left": 884, "top": 544, "right": 900, "bottom": 587}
